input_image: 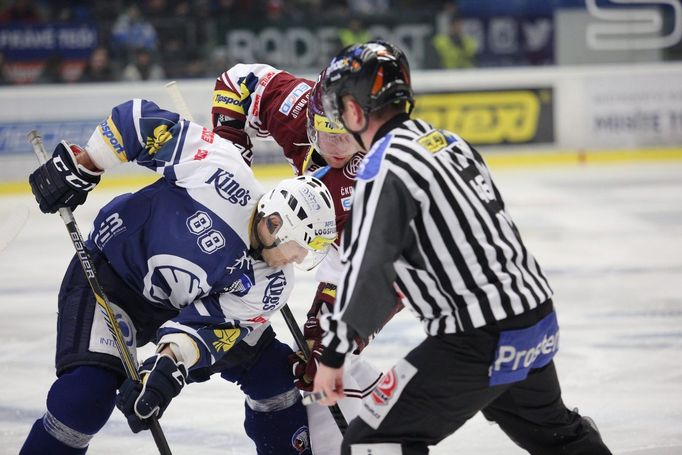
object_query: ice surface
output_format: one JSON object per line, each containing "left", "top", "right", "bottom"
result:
{"left": 1, "top": 162, "right": 681, "bottom": 454}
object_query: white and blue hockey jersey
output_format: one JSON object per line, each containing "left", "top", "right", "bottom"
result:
{"left": 83, "top": 98, "right": 294, "bottom": 370}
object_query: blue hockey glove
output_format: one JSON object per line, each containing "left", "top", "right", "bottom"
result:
{"left": 28, "top": 140, "right": 101, "bottom": 213}
{"left": 116, "top": 354, "right": 188, "bottom": 433}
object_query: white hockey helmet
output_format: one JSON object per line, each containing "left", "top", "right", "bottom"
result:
{"left": 257, "top": 175, "right": 337, "bottom": 270}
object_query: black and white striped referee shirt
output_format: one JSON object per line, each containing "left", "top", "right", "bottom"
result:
{"left": 321, "top": 114, "right": 553, "bottom": 366}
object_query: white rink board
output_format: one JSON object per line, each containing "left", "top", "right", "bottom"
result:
{"left": 1, "top": 62, "right": 682, "bottom": 169}
{"left": 1, "top": 163, "right": 682, "bottom": 454}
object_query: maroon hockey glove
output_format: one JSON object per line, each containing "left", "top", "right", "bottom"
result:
{"left": 288, "top": 336, "right": 324, "bottom": 392}
{"left": 213, "top": 123, "right": 253, "bottom": 166}
{"left": 286, "top": 283, "right": 334, "bottom": 391}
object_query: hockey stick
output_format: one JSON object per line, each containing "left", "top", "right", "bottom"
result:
{"left": 0, "top": 204, "right": 29, "bottom": 252}
{"left": 27, "top": 131, "right": 173, "bottom": 455}
{"left": 165, "top": 81, "right": 195, "bottom": 121}
{"left": 280, "top": 304, "right": 348, "bottom": 434}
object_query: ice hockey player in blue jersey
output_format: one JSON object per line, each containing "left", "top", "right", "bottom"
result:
{"left": 21, "top": 98, "right": 337, "bottom": 454}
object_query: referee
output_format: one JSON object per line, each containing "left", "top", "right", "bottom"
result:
{"left": 313, "top": 41, "right": 612, "bottom": 455}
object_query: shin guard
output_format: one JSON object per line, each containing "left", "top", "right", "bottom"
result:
{"left": 20, "top": 366, "right": 119, "bottom": 454}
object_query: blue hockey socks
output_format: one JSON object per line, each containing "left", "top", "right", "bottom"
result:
{"left": 222, "top": 338, "right": 311, "bottom": 454}
{"left": 244, "top": 395, "right": 311, "bottom": 455}
{"left": 20, "top": 366, "right": 119, "bottom": 454}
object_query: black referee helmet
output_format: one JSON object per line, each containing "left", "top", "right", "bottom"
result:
{"left": 321, "top": 40, "right": 414, "bottom": 130}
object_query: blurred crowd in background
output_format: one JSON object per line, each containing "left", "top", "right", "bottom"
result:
{"left": 1, "top": 0, "right": 681, "bottom": 85}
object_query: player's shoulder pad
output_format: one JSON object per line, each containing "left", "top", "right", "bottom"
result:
{"left": 357, "top": 134, "right": 392, "bottom": 181}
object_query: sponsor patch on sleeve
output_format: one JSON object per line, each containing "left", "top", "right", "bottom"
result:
{"left": 279, "top": 82, "right": 311, "bottom": 116}
{"left": 98, "top": 116, "right": 127, "bottom": 162}
{"left": 213, "top": 90, "right": 245, "bottom": 115}
{"left": 489, "top": 310, "right": 559, "bottom": 386}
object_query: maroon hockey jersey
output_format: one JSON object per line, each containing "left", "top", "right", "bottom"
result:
{"left": 212, "top": 63, "right": 363, "bottom": 241}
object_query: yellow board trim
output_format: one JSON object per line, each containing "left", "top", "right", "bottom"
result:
{"left": 4, "top": 149, "right": 682, "bottom": 196}
{"left": 483, "top": 147, "right": 682, "bottom": 168}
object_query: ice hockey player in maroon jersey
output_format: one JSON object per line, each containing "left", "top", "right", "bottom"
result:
{"left": 212, "top": 64, "right": 403, "bottom": 453}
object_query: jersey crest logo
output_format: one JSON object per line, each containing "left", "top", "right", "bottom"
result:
{"left": 342, "top": 153, "right": 364, "bottom": 180}
{"left": 357, "top": 134, "right": 392, "bottom": 181}
{"left": 212, "top": 328, "right": 242, "bottom": 352}
{"left": 291, "top": 426, "right": 310, "bottom": 454}
{"left": 145, "top": 124, "right": 172, "bottom": 155}
{"left": 143, "top": 255, "right": 209, "bottom": 309}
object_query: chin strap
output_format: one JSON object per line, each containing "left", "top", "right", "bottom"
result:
{"left": 251, "top": 212, "right": 279, "bottom": 257}
{"left": 249, "top": 247, "right": 263, "bottom": 261}
{"left": 343, "top": 107, "right": 372, "bottom": 151}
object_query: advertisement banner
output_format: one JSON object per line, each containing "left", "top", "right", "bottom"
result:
{"left": 219, "top": 16, "right": 554, "bottom": 71}
{"left": 413, "top": 88, "right": 555, "bottom": 145}
{"left": 0, "top": 23, "right": 98, "bottom": 83}
{"left": 583, "top": 72, "right": 682, "bottom": 148}
{"left": 0, "top": 121, "right": 96, "bottom": 157}
{"left": 0, "top": 24, "right": 98, "bottom": 60}
{"left": 461, "top": 16, "right": 554, "bottom": 67}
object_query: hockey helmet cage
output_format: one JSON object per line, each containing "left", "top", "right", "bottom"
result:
{"left": 257, "top": 175, "right": 337, "bottom": 270}
{"left": 306, "top": 69, "right": 354, "bottom": 159}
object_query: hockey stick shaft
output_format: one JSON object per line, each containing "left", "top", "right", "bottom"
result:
{"left": 280, "top": 304, "right": 348, "bottom": 434}
{"left": 27, "top": 131, "right": 173, "bottom": 455}
{"left": 165, "top": 81, "right": 195, "bottom": 122}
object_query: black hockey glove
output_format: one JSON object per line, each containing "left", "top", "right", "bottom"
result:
{"left": 28, "top": 140, "right": 101, "bottom": 214}
{"left": 116, "top": 354, "right": 188, "bottom": 433}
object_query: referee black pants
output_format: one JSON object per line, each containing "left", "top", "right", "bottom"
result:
{"left": 341, "top": 304, "right": 612, "bottom": 455}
